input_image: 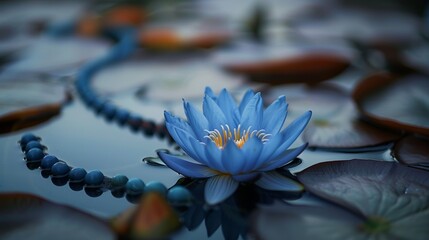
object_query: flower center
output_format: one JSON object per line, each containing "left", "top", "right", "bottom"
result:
{"left": 205, "top": 124, "right": 270, "bottom": 149}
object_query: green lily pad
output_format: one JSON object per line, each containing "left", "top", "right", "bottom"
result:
{"left": 252, "top": 160, "right": 429, "bottom": 240}
{"left": 0, "top": 75, "right": 70, "bottom": 134}
{"left": 286, "top": 84, "right": 400, "bottom": 151}
{"left": 393, "top": 135, "right": 429, "bottom": 171}
{"left": 353, "top": 73, "right": 429, "bottom": 136}
{"left": 0, "top": 193, "right": 115, "bottom": 240}
{"left": 299, "top": 160, "right": 429, "bottom": 239}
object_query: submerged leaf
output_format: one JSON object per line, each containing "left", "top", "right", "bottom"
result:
{"left": 393, "top": 135, "right": 429, "bottom": 171}
{"left": 353, "top": 73, "right": 429, "bottom": 136}
{"left": 287, "top": 84, "right": 400, "bottom": 151}
{"left": 0, "top": 75, "right": 70, "bottom": 134}
{"left": 251, "top": 202, "right": 363, "bottom": 240}
{"left": 111, "top": 192, "right": 181, "bottom": 239}
{"left": 0, "top": 193, "right": 115, "bottom": 240}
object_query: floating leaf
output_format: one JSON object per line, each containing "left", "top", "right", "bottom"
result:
{"left": 138, "top": 23, "right": 231, "bottom": 50}
{"left": 224, "top": 53, "right": 350, "bottom": 85}
{"left": 393, "top": 135, "right": 429, "bottom": 171}
{"left": 286, "top": 84, "right": 400, "bottom": 151}
{"left": 253, "top": 160, "right": 429, "bottom": 240}
{"left": 111, "top": 192, "right": 181, "bottom": 239}
{"left": 0, "top": 193, "right": 115, "bottom": 240}
{"left": 299, "top": 160, "right": 429, "bottom": 239}
{"left": 4, "top": 37, "right": 110, "bottom": 74}
{"left": 0, "top": 76, "right": 70, "bottom": 134}
{"left": 353, "top": 73, "right": 429, "bottom": 136}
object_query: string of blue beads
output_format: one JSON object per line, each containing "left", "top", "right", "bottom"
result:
{"left": 19, "top": 133, "right": 193, "bottom": 206}
{"left": 73, "top": 27, "right": 173, "bottom": 143}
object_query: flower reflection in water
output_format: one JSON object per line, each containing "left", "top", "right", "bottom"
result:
{"left": 173, "top": 177, "right": 303, "bottom": 240}
{"left": 158, "top": 87, "right": 311, "bottom": 204}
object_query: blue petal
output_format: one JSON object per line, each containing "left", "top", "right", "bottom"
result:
{"left": 262, "top": 96, "right": 288, "bottom": 134}
{"left": 205, "top": 141, "right": 227, "bottom": 173}
{"left": 203, "top": 95, "right": 228, "bottom": 130}
{"left": 258, "top": 143, "right": 307, "bottom": 172}
{"left": 184, "top": 100, "right": 209, "bottom": 141}
{"left": 221, "top": 140, "right": 244, "bottom": 175}
{"left": 238, "top": 89, "right": 255, "bottom": 114}
{"left": 205, "top": 176, "right": 239, "bottom": 205}
{"left": 216, "top": 89, "right": 240, "bottom": 128}
{"left": 254, "top": 133, "right": 283, "bottom": 170}
{"left": 240, "top": 93, "right": 263, "bottom": 130}
{"left": 255, "top": 171, "right": 303, "bottom": 192}
{"left": 164, "top": 111, "right": 196, "bottom": 138}
{"left": 187, "top": 136, "right": 212, "bottom": 166}
{"left": 240, "top": 137, "right": 263, "bottom": 172}
{"left": 270, "top": 111, "right": 312, "bottom": 160}
{"left": 257, "top": 110, "right": 311, "bottom": 165}
{"left": 157, "top": 151, "right": 217, "bottom": 178}
{"left": 231, "top": 172, "right": 260, "bottom": 182}
{"left": 166, "top": 123, "right": 202, "bottom": 162}
{"left": 205, "top": 86, "right": 217, "bottom": 100}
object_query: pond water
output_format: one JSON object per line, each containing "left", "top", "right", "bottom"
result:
{"left": 0, "top": 85, "right": 391, "bottom": 239}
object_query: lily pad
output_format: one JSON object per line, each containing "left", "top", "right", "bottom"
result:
{"left": 278, "top": 83, "right": 400, "bottom": 151}
{"left": 224, "top": 52, "right": 350, "bottom": 85}
{"left": 138, "top": 22, "right": 232, "bottom": 50}
{"left": 253, "top": 160, "right": 429, "bottom": 240}
{"left": 353, "top": 73, "right": 429, "bottom": 136}
{"left": 4, "top": 36, "right": 110, "bottom": 75}
{"left": 0, "top": 193, "right": 115, "bottom": 240}
{"left": 111, "top": 192, "right": 181, "bottom": 239}
{"left": 299, "top": 160, "right": 429, "bottom": 239}
{"left": 0, "top": 75, "right": 70, "bottom": 134}
{"left": 393, "top": 135, "right": 429, "bottom": 171}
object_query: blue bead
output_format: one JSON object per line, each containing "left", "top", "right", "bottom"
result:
{"left": 111, "top": 175, "right": 129, "bottom": 188}
{"left": 69, "top": 168, "right": 87, "bottom": 181}
{"left": 85, "top": 170, "right": 104, "bottom": 186}
{"left": 102, "top": 103, "right": 116, "bottom": 119}
{"left": 93, "top": 99, "right": 107, "bottom": 112}
{"left": 25, "top": 148, "right": 45, "bottom": 162}
{"left": 115, "top": 109, "right": 130, "bottom": 124}
{"left": 24, "top": 141, "right": 45, "bottom": 153}
{"left": 20, "top": 133, "right": 39, "bottom": 148}
{"left": 41, "top": 155, "right": 59, "bottom": 169}
{"left": 51, "top": 162, "right": 70, "bottom": 176}
{"left": 167, "top": 186, "right": 193, "bottom": 206}
{"left": 144, "top": 181, "right": 167, "bottom": 196}
{"left": 125, "top": 178, "right": 145, "bottom": 195}
{"left": 128, "top": 114, "right": 142, "bottom": 130}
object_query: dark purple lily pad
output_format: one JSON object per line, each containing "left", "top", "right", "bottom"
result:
{"left": 393, "top": 135, "right": 429, "bottom": 171}
{"left": 0, "top": 193, "right": 115, "bottom": 239}
{"left": 284, "top": 84, "right": 400, "bottom": 151}
{"left": 298, "top": 160, "right": 429, "bottom": 239}
{"left": 0, "top": 76, "right": 70, "bottom": 134}
{"left": 252, "top": 160, "right": 429, "bottom": 240}
{"left": 353, "top": 73, "right": 429, "bottom": 136}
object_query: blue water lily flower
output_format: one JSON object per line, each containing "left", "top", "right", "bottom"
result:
{"left": 158, "top": 87, "right": 312, "bottom": 205}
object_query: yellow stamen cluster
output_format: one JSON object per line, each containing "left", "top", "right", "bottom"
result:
{"left": 205, "top": 124, "right": 270, "bottom": 149}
